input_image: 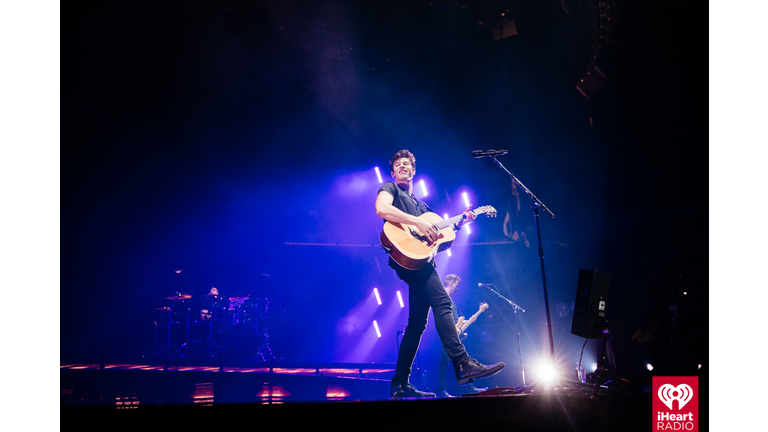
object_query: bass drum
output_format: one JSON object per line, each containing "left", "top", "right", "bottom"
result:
{"left": 222, "top": 324, "right": 260, "bottom": 362}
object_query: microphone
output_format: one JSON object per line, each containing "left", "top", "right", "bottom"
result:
{"left": 472, "top": 149, "right": 508, "bottom": 158}
{"left": 477, "top": 283, "right": 495, "bottom": 287}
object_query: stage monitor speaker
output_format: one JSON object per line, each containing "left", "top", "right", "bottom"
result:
{"left": 571, "top": 269, "right": 610, "bottom": 339}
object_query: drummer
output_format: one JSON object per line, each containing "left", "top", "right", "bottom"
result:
{"left": 198, "top": 287, "right": 221, "bottom": 321}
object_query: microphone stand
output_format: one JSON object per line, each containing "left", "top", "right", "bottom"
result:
{"left": 484, "top": 155, "right": 556, "bottom": 365}
{"left": 481, "top": 284, "right": 528, "bottom": 389}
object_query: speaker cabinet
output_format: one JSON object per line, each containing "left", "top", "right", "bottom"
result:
{"left": 571, "top": 269, "right": 610, "bottom": 339}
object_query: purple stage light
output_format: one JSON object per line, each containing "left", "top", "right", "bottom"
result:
{"left": 373, "top": 320, "right": 381, "bottom": 338}
{"left": 373, "top": 288, "right": 382, "bottom": 305}
{"left": 462, "top": 192, "right": 470, "bottom": 208}
{"left": 396, "top": 291, "right": 404, "bottom": 308}
{"left": 374, "top": 167, "right": 383, "bottom": 184}
{"left": 419, "top": 179, "right": 428, "bottom": 197}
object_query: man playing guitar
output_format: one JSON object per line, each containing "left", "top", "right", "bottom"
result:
{"left": 376, "top": 149, "right": 505, "bottom": 399}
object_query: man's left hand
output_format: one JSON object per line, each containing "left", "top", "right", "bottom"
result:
{"left": 459, "top": 207, "right": 476, "bottom": 227}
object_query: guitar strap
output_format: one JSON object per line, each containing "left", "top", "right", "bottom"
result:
{"left": 405, "top": 187, "right": 431, "bottom": 216}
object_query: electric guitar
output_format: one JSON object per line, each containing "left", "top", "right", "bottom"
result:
{"left": 380, "top": 205, "right": 497, "bottom": 270}
{"left": 455, "top": 302, "right": 489, "bottom": 340}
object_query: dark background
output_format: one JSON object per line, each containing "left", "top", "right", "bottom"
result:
{"left": 62, "top": 0, "right": 707, "bottom": 391}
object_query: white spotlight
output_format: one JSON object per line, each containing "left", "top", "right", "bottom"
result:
{"left": 536, "top": 362, "right": 559, "bottom": 385}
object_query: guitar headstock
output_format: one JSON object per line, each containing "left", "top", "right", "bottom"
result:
{"left": 474, "top": 205, "right": 497, "bottom": 218}
{"left": 479, "top": 302, "right": 489, "bottom": 311}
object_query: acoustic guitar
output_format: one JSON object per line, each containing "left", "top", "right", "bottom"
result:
{"left": 380, "top": 205, "right": 497, "bottom": 270}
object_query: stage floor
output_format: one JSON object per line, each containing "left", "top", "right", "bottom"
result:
{"left": 61, "top": 361, "right": 660, "bottom": 430}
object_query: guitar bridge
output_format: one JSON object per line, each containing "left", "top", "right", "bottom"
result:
{"left": 408, "top": 227, "right": 428, "bottom": 244}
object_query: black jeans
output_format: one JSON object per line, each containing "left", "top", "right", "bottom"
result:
{"left": 438, "top": 345, "right": 451, "bottom": 391}
{"left": 392, "top": 263, "right": 469, "bottom": 385}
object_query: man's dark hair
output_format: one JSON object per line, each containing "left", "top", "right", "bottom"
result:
{"left": 389, "top": 149, "right": 416, "bottom": 172}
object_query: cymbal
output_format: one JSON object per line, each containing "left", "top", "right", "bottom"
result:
{"left": 166, "top": 293, "right": 191, "bottom": 300}
{"left": 155, "top": 307, "right": 170, "bottom": 311}
{"left": 229, "top": 295, "right": 250, "bottom": 301}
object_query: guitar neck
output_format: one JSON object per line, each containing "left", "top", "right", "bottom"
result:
{"left": 435, "top": 209, "right": 480, "bottom": 230}
{"left": 459, "top": 308, "right": 485, "bottom": 332}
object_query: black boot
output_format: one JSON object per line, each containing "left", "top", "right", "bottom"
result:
{"left": 455, "top": 358, "right": 506, "bottom": 386}
{"left": 390, "top": 383, "right": 437, "bottom": 399}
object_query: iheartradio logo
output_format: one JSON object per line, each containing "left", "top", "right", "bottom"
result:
{"left": 657, "top": 384, "right": 694, "bottom": 410}
{"left": 653, "top": 377, "right": 698, "bottom": 431}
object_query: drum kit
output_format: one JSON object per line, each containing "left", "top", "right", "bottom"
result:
{"left": 145, "top": 289, "right": 281, "bottom": 362}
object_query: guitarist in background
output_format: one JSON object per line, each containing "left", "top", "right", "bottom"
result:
{"left": 375, "top": 149, "right": 505, "bottom": 399}
{"left": 436, "top": 274, "right": 488, "bottom": 398}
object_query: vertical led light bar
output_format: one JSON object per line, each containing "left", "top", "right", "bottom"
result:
{"left": 374, "top": 167, "right": 383, "bottom": 183}
{"left": 373, "top": 288, "right": 382, "bottom": 305}
{"left": 396, "top": 291, "right": 404, "bottom": 308}
{"left": 373, "top": 320, "right": 382, "bottom": 338}
{"left": 443, "top": 214, "right": 452, "bottom": 256}
{"left": 461, "top": 193, "right": 471, "bottom": 233}
{"left": 419, "top": 179, "right": 428, "bottom": 197}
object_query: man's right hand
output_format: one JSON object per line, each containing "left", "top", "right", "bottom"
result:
{"left": 414, "top": 218, "right": 438, "bottom": 244}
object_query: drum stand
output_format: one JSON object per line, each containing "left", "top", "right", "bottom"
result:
{"left": 204, "top": 315, "right": 225, "bottom": 358}
{"left": 142, "top": 318, "right": 162, "bottom": 358}
{"left": 169, "top": 317, "right": 190, "bottom": 359}
{"left": 154, "top": 299, "right": 190, "bottom": 359}
{"left": 254, "top": 300, "right": 282, "bottom": 362}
